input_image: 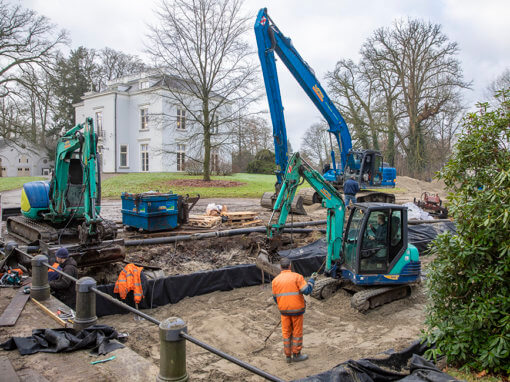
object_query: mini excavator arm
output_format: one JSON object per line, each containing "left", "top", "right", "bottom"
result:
{"left": 48, "top": 117, "right": 108, "bottom": 244}
{"left": 268, "top": 152, "right": 346, "bottom": 271}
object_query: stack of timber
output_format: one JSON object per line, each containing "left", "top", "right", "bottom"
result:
{"left": 187, "top": 211, "right": 261, "bottom": 228}
{"left": 222, "top": 212, "right": 261, "bottom": 227}
{"left": 187, "top": 215, "right": 222, "bottom": 228}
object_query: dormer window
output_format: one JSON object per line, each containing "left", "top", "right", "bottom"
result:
{"left": 140, "top": 81, "right": 149, "bottom": 90}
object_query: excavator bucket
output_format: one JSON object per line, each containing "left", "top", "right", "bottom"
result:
{"left": 41, "top": 239, "right": 126, "bottom": 268}
{"left": 260, "top": 192, "right": 307, "bottom": 215}
{"left": 255, "top": 249, "right": 281, "bottom": 277}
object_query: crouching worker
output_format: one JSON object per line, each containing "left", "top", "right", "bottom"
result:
{"left": 49, "top": 247, "right": 78, "bottom": 307}
{"left": 272, "top": 257, "right": 316, "bottom": 363}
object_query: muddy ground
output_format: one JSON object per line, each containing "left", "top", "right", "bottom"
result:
{"left": 106, "top": 174, "right": 446, "bottom": 280}
{"left": 99, "top": 276, "right": 430, "bottom": 381}
{"left": 95, "top": 176, "right": 442, "bottom": 381}
{"left": 0, "top": 175, "right": 445, "bottom": 381}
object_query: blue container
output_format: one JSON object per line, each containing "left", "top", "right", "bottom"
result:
{"left": 381, "top": 167, "right": 397, "bottom": 187}
{"left": 121, "top": 192, "right": 179, "bottom": 231}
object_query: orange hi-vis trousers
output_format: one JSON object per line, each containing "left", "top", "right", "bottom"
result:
{"left": 281, "top": 314, "right": 304, "bottom": 356}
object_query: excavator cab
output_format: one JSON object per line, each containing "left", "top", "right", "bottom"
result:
{"left": 343, "top": 150, "right": 384, "bottom": 188}
{"left": 342, "top": 203, "right": 420, "bottom": 285}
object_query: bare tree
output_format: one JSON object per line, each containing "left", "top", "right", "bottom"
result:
{"left": 327, "top": 59, "right": 381, "bottom": 151}
{"left": 486, "top": 68, "right": 510, "bottom": 105}
{"left": 299, "top": 122, "right": 330, "bottom": 170}
{"left": 146, "top": 0, "right": 260, "bottom": 180}
{"left": 0, "top": 1, "right": 67, "bottom": 141}
{"left": 362, "top": 19, "right": 470, "bottom": 178}
{"left": 328, "top": 18, "right": 469, "bottom": 178}
{"left": 97, "top": 47, "right": 148, "bottom": 91}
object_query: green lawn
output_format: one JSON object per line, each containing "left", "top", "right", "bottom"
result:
{"left": 101, "top": 172, "right": 281, "bottom": 199}
{"left": 0, "top": 176, "right": 46, "bottom": 192}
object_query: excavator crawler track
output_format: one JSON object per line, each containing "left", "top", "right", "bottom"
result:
{"left": 350, "top": 285, "right": 411, "bottom": 312}
{"left": 310, "top": 277, "right": 343, "bottom": 300}
{"left": 6, "top": 216, "right": 58, "bottom": 244}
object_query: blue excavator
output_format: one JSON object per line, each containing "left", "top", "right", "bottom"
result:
{"left": 6, "top": 118, "right": 124, "bottom": 267}
{"left": 258, "top": 152, "right": 420, "bottom": 311}
{"left": 254, "top": 8, "right": 397, "bottom": 214}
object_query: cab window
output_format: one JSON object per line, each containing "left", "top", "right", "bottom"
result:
{"left": 360, "top": 211, "right": 389, "bottom": 273}
{"left": 388, "top": 210, "right": 403, "bottom": 264}
{"left": 343, "top": 208, "right": 365, "bottom": 271}
{"left": 373, "top": 155, "right": 382, "bottom": 185}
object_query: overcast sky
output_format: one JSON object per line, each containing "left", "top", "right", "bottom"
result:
{"left": 14, "top": 0, "right": 510, "bottom": 150}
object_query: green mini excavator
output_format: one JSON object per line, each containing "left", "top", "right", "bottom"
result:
{"left": 259, "top": 152, "right": 421, "bottom": 312}
{"left": 7, "top": 118, "right": 124, "bottom": 266}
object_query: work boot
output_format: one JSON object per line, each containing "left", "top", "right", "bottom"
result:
{"left": 292, "top": 352, "right": 308, "bottom": 362}
{"left": 286, "top": 356, "right": 292, "bottom": 364}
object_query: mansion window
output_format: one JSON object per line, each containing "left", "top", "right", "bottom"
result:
{"left": 177, "top": 107, "right": 186, "bottom": 130}
{"left": 177, "top": 144, "right": 185, "bottom": 171}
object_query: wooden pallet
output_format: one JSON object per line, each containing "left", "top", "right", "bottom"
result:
{"left": 222, "top": 211, "right": 260, "bottom": 227}
{"left": 222, "top": 211, "right": 258, "bottom": 220}
{"left": 187, "top": 215, "right": 222, "bottom": 228}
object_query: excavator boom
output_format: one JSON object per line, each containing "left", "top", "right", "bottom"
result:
{"left": 254, "top": 8, "right": 397, "bottom": 208}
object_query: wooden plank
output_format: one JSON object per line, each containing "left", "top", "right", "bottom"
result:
{"left": 0, "top": 290, "right": 29, "bottom": 327}
{"left": 223, "top": 211, "right": 257, "bottom": 219}
{"left": 31, "top": 298, "right": 68, "bottom": 328}
{"left": 226, "top": 218, "right": 257, "bottom": 223}
{"left": 0, "top": 357, "right": 20, "bottom": 382}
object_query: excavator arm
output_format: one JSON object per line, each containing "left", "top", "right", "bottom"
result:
{"left": 268, "top": 152, "right": 346, "bottom": 271}
{"left": 254, "top": 8, "right": 353, "bottom": 180}
{"left": 255, "top": 8, "right": 397, "bottom": 195}
{"left": 47, "top": 117, "right": 110, "bottom": 244}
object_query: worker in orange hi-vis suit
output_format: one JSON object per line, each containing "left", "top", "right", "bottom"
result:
{"left": 272, "top": 257, "right": 317, "bottom": 363}
{"left": 114, "top": 263, "right": 144, "bottom": 304}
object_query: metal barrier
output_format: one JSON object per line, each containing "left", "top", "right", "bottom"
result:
{"left": 6, "top": 245, "right": 285, "bottom": 382}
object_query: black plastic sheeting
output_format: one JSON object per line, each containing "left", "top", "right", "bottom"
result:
{"left": 408, "top": 222, "right": 456, "bottom": 254}
{"left": 281, "top": 220, "right": 457, "bottom": 265}
{"left": 95, "top": 222, "right": 455, "bottom": 317}
{"left": 294, "top": 341, "right": 457, "bottom": 382}
{"left": 0, "top": 325, "right": 124, "bottom": 356}
{"left": 96, "top": 264, "right": 264, "bottom": 317}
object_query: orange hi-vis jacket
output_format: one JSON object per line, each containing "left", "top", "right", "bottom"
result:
{"left": 272, "top": 270, "right": 311, "bottom": 316}
{"left": 114, "top": 263, "right": 144, "bottom": 304}
{"left": 48, "top": 262, "right": 59, "bottom": 273}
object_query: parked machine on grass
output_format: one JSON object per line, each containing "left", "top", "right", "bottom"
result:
{"left": 6, "top": 118, "right": 124, "bottom": 267}
{"left": 254, "top": 8, "right": 397, "bottom": 214}
{"left": 258, "top": 152, "right": 421, "bottom": 312}
{"left": 414, "top": 192, "right": 448, "bottom": 219}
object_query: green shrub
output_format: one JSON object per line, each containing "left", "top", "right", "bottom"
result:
{"left": 423, "top": 92, "right": 510, "bottom": 374}
{"left": 247, "top": 149, "right": 276, "bottom": 174}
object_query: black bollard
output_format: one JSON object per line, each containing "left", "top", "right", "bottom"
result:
{"left": 157, "top": 317, "right": 188, "bottom": 382}
{"left": 74, "top": 277, "right": 97, "bottom": 330}
{"left": 30, "top": 254, "right": 50, "bottom": 301}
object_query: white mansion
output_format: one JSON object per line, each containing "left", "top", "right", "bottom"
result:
{"left": 74, "top": 71, "right": 231, "bottom": 173}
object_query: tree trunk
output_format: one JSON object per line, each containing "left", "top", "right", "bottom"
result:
{"left": 203, "top": 104, "right": 211, "bottom": 181}
{"left": 385, "top": 100, "right": 396, "bottom": 167}
{"left": 407, "top": 122, "right": 426, "bottom": 179}
{"left": 203, "top": 133, "right": 211, "bottom": 181}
